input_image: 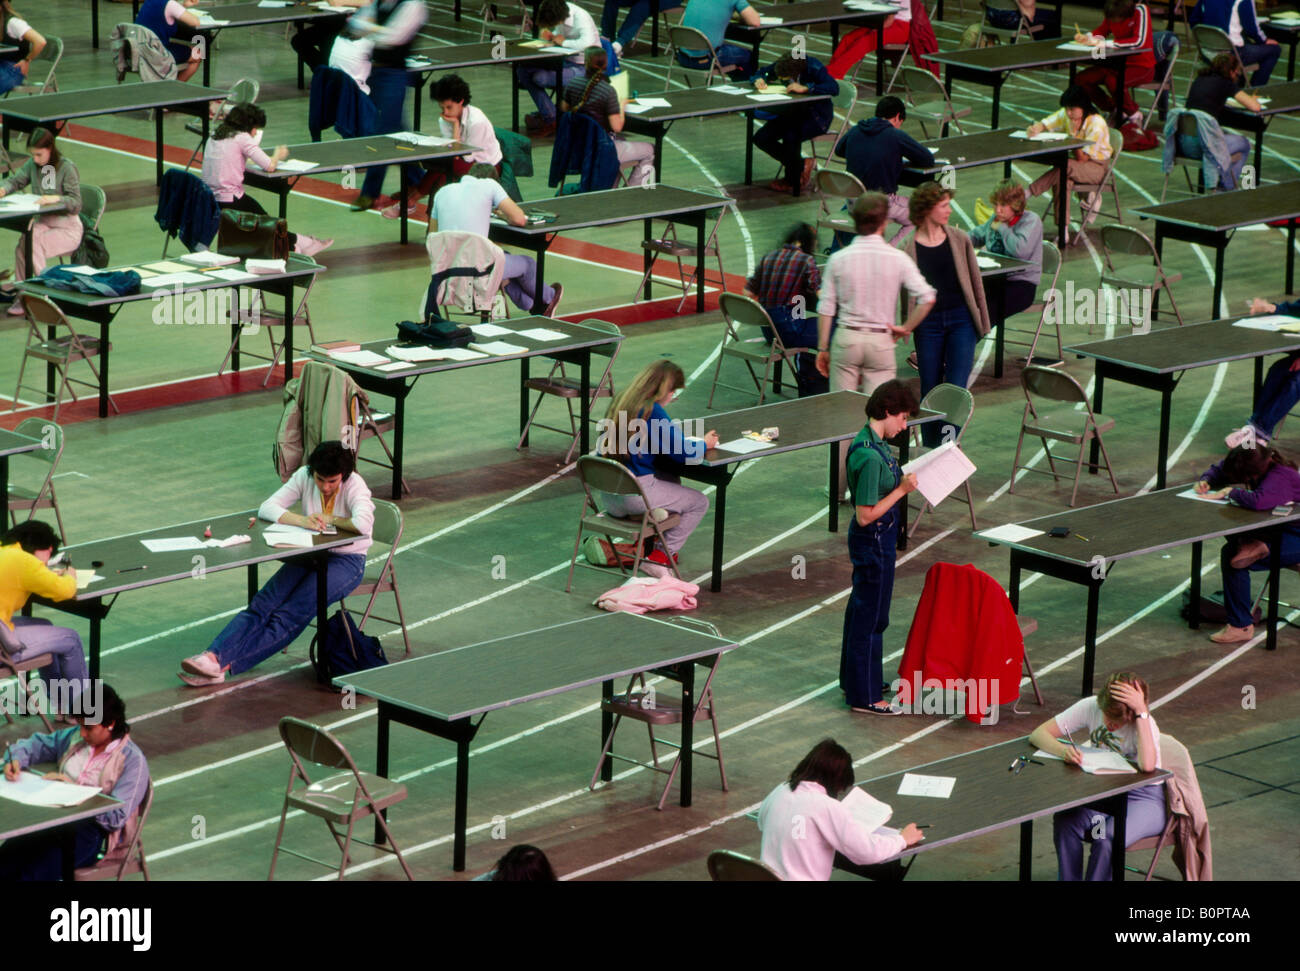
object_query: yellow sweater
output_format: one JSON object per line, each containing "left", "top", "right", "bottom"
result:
{"left": 0, "top": 542, "right": 76, "bottom": 631}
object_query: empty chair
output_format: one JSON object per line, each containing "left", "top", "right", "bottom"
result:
{"left": 11, "top": 295, "right": 119, "bottom": 422}
{"left": 185, "top": 77, "right": 260, "bottom": 170}
{"left": 814, "top": 169, "right": 866, "bottom": 240}
{"left": 269, "top": 717, "right": 414, "bottom": 880}
{"left": 1099, "top": 224, "right": 1184, "bottom": 328}
{"left": 633, "top": 196, "right": 731, "bottom": 312}
{"left": 340, "top": 499, "right": 412, "bottom": 656}
{"left": 1000, "top": 240, "right": 1064, "bottom": 366}
{"left": 1137, "top": 32, "right": 1179, "bottom": 129}
{"left": 900, "top": 65, "right": 972, "bottom": 138}
{"left": 7, "top": 417, "right": 67, "bottom": 541}
{"left": 74, "top": 781, "right": 153, "bottom": 881}
{"left": 1011, "top": 365, "right": 1119, "bottom": 506}
{"left": 707, "top": 849, "right": 782, "bottom": 881}
{"left": 0, "top": 618, "right": 54, "bottom": 732}
{"left": 479, "top": 0, "right": 533, "bottom": 40}
{"left": 664, "top": 25, "right": 745, "bottom": 88}
{"left": 805, "top": 83, "right": 858, "bottom": 179}
{"left": 517, "top": 318, "right": 621, "bottom": 464}
{"left": 7, "top": 35, "right": 63, "bottom": 95}
{"left": 218, "top": 259, "right": 320, "bottom": 387}
{"left": 707, "top": 292, "right": 811, "bottom": 407}
{"left": 565, "top": 455, "right": 682, "bottom": 591}
{"left": 907, "top": 384, "right": 978, "bottom": 537}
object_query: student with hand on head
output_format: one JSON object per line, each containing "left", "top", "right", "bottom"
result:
{"left": 429, "top": 162, "right": 562, "bottom": 316}
{"left": 179, "top": 442, "right": 374, "bottom": 686}
{"left": 1027, "top": 672, "right": 1165, "bottom": 880}
{"left": 751, "top": 53, "right": 839, "bottom": 193}
{"left": 0, "top": 520, "right": 90, "bottom": 717}
{"left": 1193, "top": 443, "right": 1300, "bottom": 644}
{"left": 0, "top": 128, "right": 82, "bottom": 317}
{"left": 519, "top": 0, "right": 599, "bottom": 137}
{"left": 0, "top": 1, "right": 45, "bottom": 95}
{"left": 967, "top": 179, "right": 1043, "bottom": 318}
{"left": 833, "top": 97, "right": 934, "bottom": 246}
{"left": 676, "top": 0, "right": 761, "bottom": 74}
{"left": 135, "top": 0, "right": 203, "bottom": 82}
{"left": 1223, "top": 296, "right": 1300, "bottom": 452}
{"left": 0, "top": 684, "right": 150, "bottom": 881}
{"left": 1026, "top": 85, "right": 1113, "bottom": 229}
{"left": 560, "top": 47, "right": 655, "bottom": 187}
{"left": 745, "top": 223, "right": 826, "bottom": 395}
{"left": 1073, "top": 0, "right": 1155, "bottom": 127}
{"left": 200, "top": 104, "right": 333, "bottom": 257}
{"left": 758, "top": 738, "right": 924, "bottom": 880}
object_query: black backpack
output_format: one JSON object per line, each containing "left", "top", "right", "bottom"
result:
{"left": 309, "top": 609, "right": 387, "bottom": 688}
{"left": 72, "top": 216, "right": 109, "bottom": 269}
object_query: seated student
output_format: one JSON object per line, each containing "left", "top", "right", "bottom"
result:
{"left": 1073, "top": 0, "right": 1155, "bottom": 127}
{"left": 833, "top": 97, "right": 933, "bottom": 246}
{"left": 200, "top": 104, "right": 333, "bottom": 257}
{"left": 1172, "top": 53, "right": 1261, "bottom": 191}
{"left": 1027, "top": 672, "right": 1165, "bottom": 881}
{"left": 292, "top": 0, "right": 366, "bottom": 71}
{"left": 596, "top": 360, "right": 717, "bottom": 574}
{"left": 602, "top": 0, "right": 682, "bottom": 57}
{"left": 758, "top": 739, "right": 924, "bottom": 880}
{"left": 1025, "top": 85, "right": 1113, "bottom": 229}
{"left": 0, "top": 520, "right": 90, "bottom": 716}
{"left": 135, "top": 0, "right": 204, "bottom": 83}
{"left": 1196, "top": 0, "right": 1281, "bottom": 85}
{"left": 826, "top": 0, "right": 910, "bottom": 80}
{"left": 751, "top": 54, "right": 839, "bottom": 193}
{"left": 519, "top": 0, "right": 599, "bottom": 137}
{"left": 1193, "top": 443, "right": 1300, "bottom": 644}
{"left": 744, "top": 223, "right": 826, "bottom": 395}
{"left": 1224, "top": 296, "right": 1300, "bottom": 451}
{"left": 0, "top": 1, "right": 45, "bottom": 96}
{"left": 178, "top": 442, "right": 373, "bottom": 686}
{"left": 676, "top": 0, "right": 761, "bottom": 74}
{"left": 429, "top": 163, "right": 563, "bottom": 316}
{"left": 383, "top": 74, "right": 505, "bottom": 219}
{"left": 560, "top": 47, "right": 655, "bottom": 187}
{"left": 968, "top": 179, "right": 1044, "bottom": 318}
{"left": 0, "top": 684, "right": 149, "bottom": 880}
{"left": 984, "top": 0, "right": 1054, "bottom": 34}
{"left": 0, "top": 128, "right": 82, "bottom": 317}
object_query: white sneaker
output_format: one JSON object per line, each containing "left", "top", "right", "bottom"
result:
{"left": 181, "top": 652, "right": 222, "bottom": 678}
{"left": 1126, "top": 110, "right": 1143, "bottom": 127}
{"left": 294, "top": 234, "right": 334, "bottom": 257}
{"left": 381, "top": 201, "right": 417, "bottom": 220}
{"left": 613, "top": 41, "right": 623, "bottom": 57}
{"left": 178, "top": 671, "right": 227, "bottom": 687}
{"left": 1225, "top": 425, "right": 1260, "bottom": 449}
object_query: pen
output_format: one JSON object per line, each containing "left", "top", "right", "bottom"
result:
{"left": 1062, "top": 729, "right": 1079, "bottom": 750}
{"left": 916, "top": 824, "right": 931, "bottom": 829}
{"left": 1076, "top": 533, "right": 1090, "bottom": 542}
{"left": 116, "top": 565, "right": 148, "bottom": 574}
{"left": 394, "top": 144, "right": 415, "bottom": 151}
{"left": 366, "top": 145, "right": 377, "bottom": 152}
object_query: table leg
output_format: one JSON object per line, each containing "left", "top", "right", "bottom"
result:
{"left": 579, "top": 352, "right": 591, "bottom": 455}
{"left": 93, "top": 0, "right": 100, "bottom": 50}
{"left": 644, "top": 217, "right": 654, "bottom": 302}
{"left": 696, "top": 218, "right": 706, "bottom": 313}
{"left": 391, "top": 389, "right": 405, "bottom": 500}
{"left": 248, "top": 562, "right": 258, "bottom": 604}
{"left": 1082, "top": 579, "right": 1101, "bottom": 697}
{"left": 282, "top": 285, "right": 293, "bottom": 385}
{"left": 399, "top": 163, "right": 410, "bottom": 246}
{"left": 1212, "top": 241, "right": 1225, "bottom": 320}
{"left": 453, "top": 732, "right": 471, "bottom": 871}
{"left": 278, "top": 187, "right": 288, "bottom": 221}
{"left": 373, "top": 703, "right": 390, "bottom": 844}
{"left": 1188, "top": 541, "right": 1201, "bottom": 629}
{"left": 1288, "top": 221, "right": 1297, "bottom": 297}
{"left": 155, "top": 109, "right": 164, "bottom": 186}
{"left": 230, "top": 291, "right": 241, "bottom": 373}
{"left": 1109, "top": 793, "right": 1128, "bottom": 882}
{"left": 414, "top": 79, "right": 423, "bottom": 130}
{"left": 651, "top": 0, "right": 661, "bottom": 56}
{"left": 652, "top": 128, "right": 665, "bottom": 185}
{"left": 1054, "top": 153, "right": 1067, "bottom": 249}
{"left": 991, "top": 76, "right": 1003, "bottom": 130}
{"left": 512, "top": 68, "right": 520, "bottom": 133}
{"left": 1155, "top": 386, "right": 1172, "bottom": 490}
{"left": 1152, "top": 226, "right": 1165, "bottom": 317}
{"left": 876, "top": 22, "right": 885, "bottom": 94}
{"left": 710, "top": 474, "right": 729, "bottom": 593}
{"left": 296, "top": 27, "right": 305, "bottom": 91}
{"left": 744, "top": 112, "right": 754, "bottom": 186}
{"left": 0, "top": 455, "right": 7, "bottom": 521}
{"left": 679, "top": 661, "right": 695, "bottom": 807}
{"left": 1018, "top": 819, "right": 1033, "bottom": 881}
{"left": 601, "top": 679, "right": 614, "bottom": 782}
{"left": 518, "top": 356, "right": 531, "bottom": 446}
{"left": 1254, "top": 357, "right": 1263, "bottom": 409}
{"left": 1266, "top": 531, "right": 1280, "bottom": 651}
{"left": 98, "top": 320, "right": 110, "bottom": 419}
{"left": 316, "top": 553, "right": 327, "bottom": 655}
{"left": 992, "top": 277, "right": 1006, "bottom": 379}
{"left": 828, "top": 442, "right": 840, "bottom": 532}
{"left": 1089, "top": 368, "right": 1104, "bottom": 473}
{"left": 203, "top": 41, "right": 211, "bottom": 88}
{"left": 532, "top": 245, "right": 548, "bottom": 314}
{"left": 1009, "top": 552, "right": 1022, "bottom": 613}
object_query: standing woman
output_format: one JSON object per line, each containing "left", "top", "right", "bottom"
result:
{"left": 560, "top": 47, "right": 655, "bottom": 187}
{"left": 200, "top": 104, "right": 333, "bottom": 256}
{"left": 597, "top": 361, "right": 717, "bottom": 573}
{"left": 840, "top": 380, "right": 919, "bottom": 714}
{"left": 968, "top": 179, "right": 1043, "bottom": 319}
{"left": 0, "top": 1, "right": 45, "bottom": 95}
{"left": 135, "top": 0, "right": 204, "bottom": 83}
{"left": 1027, "top": 672, "right": 1165, "bottom": 880}
{"left": 1025, "top": 85, "right": 1112, "bottom": 229}
{"left": 901, "top": 181, "right": 991, "bottom": 445}
{"left": 0, "top": 128, "right": 81, "bottom": 318}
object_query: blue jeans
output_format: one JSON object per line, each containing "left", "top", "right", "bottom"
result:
{"left": 9, "top": 616, "right": 90, "bottom": 710}
{"left": 209, "top": 554, "right": 365, "bottom": 675}
{"left": 753, "top": 112, "right": 830, "bottom": 181}
{"left": 1053, "top": 782, "right": 1167, "bottom": 880}
{"left": 603, "top": 0, "right": 685, "bottom": 47}
{"left": 765, "top": 304, "right": 826, "bottom": 395}
{"left": 840, "top": 514, "right": 898, "bottom": 709}
{"left": 360, "top": 66, "right": 411, "bottom": 200}
{"left": 516, "top": 63, "right": 581, "bottom": 123}
{"left": 0, "top": 60, "right": 23, "bottom": 95}
{"left": 1248, "top": 353, "right": 1300, "bottom": 439}
{"left": 1221, "top": 526, "right": 1300, "bottom": 628}
{"left": 677, "top": 43, "right": 752, "bottom": 73}
{"left": 503, "top": 253, "right": 554, "bottom": 313}
{"left": 1238, "top": 42, "right": 1281, "bottom": 85}
{"left": 0, "top": 817, "right": 104, "bottom": 881}
{"left": 915, "top": 306, "right": 977, "bottom": 446}
{"left": 1176, "top": 131, "right": 1250, "bottom": 190}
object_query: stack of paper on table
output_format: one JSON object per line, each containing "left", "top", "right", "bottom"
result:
{"left": 245, "top": 259, "right": 287, "bottom": 274}
{"left": 0, "top": 771, "right": 104, "bottom": 808}
{"left": 0, "top": 193, "right": 43, "bottom": 212}
{"left": 976, "top": 255, "right": 1002, "bottom": 269}
{"left": 472, "top": 323, "right": 517, "bottom": 338}
{"left": 514, "top": 326, "right": 567, "bottom": 341}
{"left": 715, "top": 437, "right": 771, "bottom": 455}
{"left": 326, "top": 349, "right": 392, "bottom": 367}
{"left": 978, "top": 523, "right": 1045, "bottom": 543}
{"left": 748, "top": 92, "right": 792, "bottom": 102}
{"left": 180, "top": 251, "right": 241, "bottom": 267}
{"left": 141, "top": 271, "right": 213, "bottom": 288}
{"left": 1035, "top": 746, "right": 1136, "bottom": 774}
{"left": 205, "top": 267, "right": 258, "bottom": 282}
{"left": 263, "top": 525, "right": 318, "bottom": 548}
{"left": 626, "top": 97, "right": 671, "bottom": 111}
{"left": 469, "top": 340, "right": 529, "bottom": 356}
{"left": 900, "top": 441, "right": 976, "bottom": 507}
{"left": 385, "top": 344, "right": 488, "bottom": 362}
{"left": 1232, "top": 315, "right": 1300, "bottom": 332}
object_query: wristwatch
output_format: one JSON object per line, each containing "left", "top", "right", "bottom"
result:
{"left": 1136, "top": 711, "right": 1149, "bottom": 720}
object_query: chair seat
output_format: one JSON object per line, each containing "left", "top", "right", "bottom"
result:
{"left": 6, "top": 485, "right": 42, "bottom": 502}
{"left": 722, "top": 341, "right": 782, "bottom": 364}
{"left": 29, "top": 335, "right": 108, "bottom": 360}
{"left": 1100, "top": 267, "right": 1182, "bottom": 289}
{"left": 1024, "top": 409, "right": 1116, "bottom": 443}
{"left": 73, "top": 847, "right": 143, "bottom": 881}
{"left": 286, "top": 772, "right": 408, "bottom": 823}
{"left": 642, "top": 238, "right": 715, "bottom": 258}
{"left": 603, "top": 692, "right": 684, "bottom": 725}
{"left": 522, "top": 376, "right": 614, "bottom": 398}
{"left": 911, "top": 99, "right": 972, "bottom": 120}
{"left": 582, "top": 509, "right": 680, "bottom": 539}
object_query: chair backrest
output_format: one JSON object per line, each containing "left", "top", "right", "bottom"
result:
{"left": 426, "top": 230, "right": 506, "bottom": 312}
{"left": 1022, "top": 364, "right": 1090, "bottom": 405}
{"left": 1037, "top": 241, "right": 1062, "bottom": 301}
{"left": 919, "top": 383, "right": 974, "bottom": 436}
{"left": 901, "top": 64, "right": 949, "bottom": 104}
{"left": 1101, "top": 224, "right": 1158, "bottom": 265}
{"left": 13, "top": 416, "right": 62, "bottom": 473}
{"left": 577, "top": 454, "right": 642, "bottom": 497}
{"left": 719, "top": 291, "right": 777, "bottom": 343}
{"left": 1192, "top": 24, "right": 1233, "bottom": 60}
{"left": 816, "top": 168, "right": 866, "bottom": 202}
{"left": 79, "top": 184, "right": 107, "bottom": 232}
{"left": 228, "top": 77, "right": 260, "bottom": 107}
{"left": 27, "top": 35, "right": 63, "bottom": 93}
{"left": 1175, "top": 113, "right": 1200, "bottom": 138}
{"left": 1153, "top": 30, "right": 1179, "bottom": 71}
{"left": 279, "top": 716, "right": 354, "bottom": 772}
{"left": 667, "top": 25, "right": 719, "bottom": 67}
{"left": 576, "top": 318, "right": 621, "bottom": 360}
{"left": 22, "top": 294, "right": 69, "bottom": 329}
{"left": 707, "top": 849, "right": 782, "bottom": 881}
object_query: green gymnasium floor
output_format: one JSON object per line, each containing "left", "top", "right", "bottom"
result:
{"left": 0, "top": 0, "right": 1296, "bottom": 883}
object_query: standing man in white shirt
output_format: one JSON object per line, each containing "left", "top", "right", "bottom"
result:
{"left": 519, "top": 0, "right": 599, "bottom": 137}
{"left": 816, "top": 192, "right": 935, "bottom": 498}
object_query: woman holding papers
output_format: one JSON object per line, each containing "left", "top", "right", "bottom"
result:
{"left": 900, "top": 181, "right": 991, "bottom": 446}
{"left": 1194, "top": 442, "right": 1300, "bottom": 644}
{"left": 200, "top": 104, "right": 333, "bottom": 257}
{"left": 179, "top": 442, "right": 373, "bottom": 686}
{"left": 1224, "top": 297, "right": 1300, "bottom": 451}
{"left": 840, "top": 381, "right": 919, "bottom": 715}
{"left": 0, "top": 684, "right": 149, "bottom": 880}
{"left": 0, "top": 128, "right": 82, "bottom": 317}
{"left": 1025, "top": 86, "right": 1113, "bottom": 230}
{"left": 758, "top": 739, "right": 924, "bottom": 880}
{"left": 1028, "top": 672, "right": 1165, "bottom": 881}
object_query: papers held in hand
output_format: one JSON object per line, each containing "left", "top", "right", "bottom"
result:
{"left": 900, "top": 441, "right": 976, "bottom": 507}
{"left": 842, "top": 786, "right": 893, "bottom": 832}
{"left": 1035, "top": 746, "right": 1137, "bottom": 774}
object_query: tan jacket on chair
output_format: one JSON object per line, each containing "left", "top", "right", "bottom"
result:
{"left": 426, "top": 231, "right": 505, "bottom": 316}
{"left": 1161, "top": 735, "right": 1213, "bottom": 880}
{"left": 904, "top": 225, "right": 993, "bottom": 337}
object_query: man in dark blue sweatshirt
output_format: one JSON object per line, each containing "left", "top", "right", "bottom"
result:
{"left": 833, "top": 96, "right": 933, "bottom": 244}
{"left": 751, "top": 54, "right": 840, "bottom": 192}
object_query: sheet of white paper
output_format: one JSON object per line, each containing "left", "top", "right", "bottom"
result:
{"left": 58, "top": 264, "right": 101, "bottom": 275}
{"left": 204, "top": 268, "right": 258, "bottom": 283}
{"left": 1009, "top": 130, "right": 1069, "bottom": 141}
{"left": 204, "top": 534, "right": 251, "bottom": 548}
{"left": 900, "top": 440, "right": 976, "bottom": 507}
{"left": 469, "top": 340, "right": 530, "bottom": 355}
{"left": 1177, "top": 487, "right": 1229, "bottom": 504}
{"left": 979, "top": 523, "right": 1046, "bottom": 543}
{"left": 391, "top": 131, "right": 455, "bottom": 147}
{"left": 610, "top": 70, "right": 629, "bottom": 101}
{"left": 436, "top": 347, "right": 489, "bottom": 361}
{"left": 0, "top": 200, "right": 41, "bottom": 213}
{"left": 471, "top": 323, "right": 517, "bottom": 337}
{"left": 747, "top": 92, "right": 793, "bottom": 102}
{"left": 74, "top": 570, "right": 103, "bottom": 590}
{"left": 140, "top": 272, "right": 213, "bottom": 288}
{"left": 842, "top": 786, "right": 892, "bottom": 832}
{"left": 0, "top": 771, "right": 103, "bottom": 808}
{"left": 976, "top": 255, "right": 1002, "bottom": 269}
{"left": 897, "top": 773, "right": 956, "bottom": 799}
{"left": 1035, "top": 746, "right": 1136, "bottom": 774}
{"left": 628, "top": 97, "right": 671, "bottom": 109}
{"left": 710, "top": 84, "right": 748, "bottom": 95}
{"left": 385, "top": 344, "right": 448, "bottom": 362}
{"left": 758, "top": 15, "right": 783, "bottom": 24}
{"left": 263, "top": 525, "right": 316, "bottom": 548}
{"left": 376, "top": 360, "right": 417, "bottom": 371}
{"left": 514, "top": 327, "right": 568, "bottom": 341}
{"left": 142, "top": 536, "right": 207, "bottom": 553}
{"left": 245, "top": 259, "right": 287, "bottom": 274}
{"left": 1232, "top": 315, "right": 1300, "bottom": 332}
{"left": 538, "top": 45, "right": 572, "bottom": 54}
{"left": 197, "top": 17, "right": 231, "bottom": 27}
{"left": 274, "top": 158, "right": 319, "bottom": 173}
{"left": 716, "top": 437, "right": 771, "bottom": 455}
{"left": 143, "top": 260, "right": 191, "bottom": 272}
{"left": 179, "top": 251, "right": 241, "bottom": 267}
{"left": 258, "top": 1, "right": 292, "bottom": 7}
{"left": 327, "top": 349, "right": 392, "bottom": 367}
{"left": 1056, "top": 41, "right": 1096, "bottom": 51}
{"left": 0, "top": 193, "right": 43, "bottom": 206}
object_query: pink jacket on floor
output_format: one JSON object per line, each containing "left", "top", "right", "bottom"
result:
{"left": 596, "top": 577, "right": 699, "bottom": 614}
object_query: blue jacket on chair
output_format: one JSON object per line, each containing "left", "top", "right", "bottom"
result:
{"left": 308, "top": 66, "right": 379, "bottom": 142}
{"left": 155, "top": 170, "right": 221, "bottom": 252}
{"left": 548, "top": 112, "right": 619, "bottom": 194}
{"left": 1162, "top": 108, "right": 1235, "bottom": 191}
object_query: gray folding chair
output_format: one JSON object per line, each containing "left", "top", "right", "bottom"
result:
{"left": 634, "top": 195, "right": 731, "bottom": 312}
{"left": 1100, "top": 225, "right": 1185, "bottom": 328}
{"left": 814, "top": 169, "right": 866, "bottom": 240}
{"left": 664, "top": 25, "right": 745, "bottom": 88}
{"left": 74, "top": 781, "right": 153, "bottom": 881}
{"left": 907, "top": 384, "right": 978, "bottom": 537}
{"left": 1065, "top": 128, "right": 1124, "bottom": 244}
{"left": 997, "top": 241, "right": 1064, "bottom": 366}
{"left": 806, "top": 83, "right": 858, "bottom": 179}
{"left": 517, "top": 319, "right": 621, "bottom": 464}
{"left": 1138, "top": 33, "right": 1179, "bottom": 129}
{"left": 1192, "top": 24, "right": 1257, "bottom": 78}
{"left": 341, "top": 499, "right": 411, "bottom": 656}
{"left": 479, "top": 0, "right": 533, "bottom": 40}
{"left": 0, "top": 618, "right": 54, "bottom": 732}
{"left": 7, "top": 417, "right": 67, "bottom": 541}
{"left": 978, "top": 0, "right": 1041, "bottom": 44}
{"left": 218, "top": 258, "right": 320, "bottom": 387}
{"left": 900, "top": 65, "right": 972, "bottom": 138}
{"left": 1011, "top": 365, "right": 1119, "bottom": 506}
{"left": 185, "top": 77, "right": 260, "bottom": 170}
{"left": 11, "top": 295, "right": 119, "bottom": 422}
{"left": 7, "top": 35, "right": 63, "bottom": 95}
{"left": 707, "top": 292, "right": 812, "bottom": 407}
{"left": 1124, "top": 736, "right": 1202, "bottom": 880}
{"left": 708, "top": 849, "right": 782, "bottom": 881}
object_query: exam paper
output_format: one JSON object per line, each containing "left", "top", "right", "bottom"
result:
{"left": 711, "top": 84, "right": 748, "bottom": 95}
{"left": 180, "top": 251, "right": 241, "bottom": 267}
{"left": 197, "top": 16, "right": 231, "bottom": 27}
{"left": 976, "top": 255, "right": 1002, "bottom": 269}
{"left": 274, "top": 158, "right": 319, "bottom": 173}
{"left": 538, "top": 45, "right": 572, "bottom": 54}
{"left": 758, "top": 15, "right": 784, "bottom": 24}
{"left": 263, "top": 525, "right": 317, "bottom": 548}
{"left": 514, "top": 327, "right": 567, "bottom": 341}
{"left": 258, "top": 1, "right": 292, "bottom": 7}
{"left": 376, "top": 360, "right": 417, "bottom": 371}
{"left": 748, "top": 93, "right": 793, "bottom": 102}
{"left": 391, "top": 131, "right": 455, "bottom": 147}
{"left": 628, "top": 97, "right": 671, "bottom": 109}
{"left": 1009, "top": 130, "right": 1069, "bottom": 140}
{"left": 143, "top": 260, "right": 193, "bottom": 273}
{"left": 0, "top": 771, "right": 104, "bottom": 808}
{"left": 385, "top": 344, "right": 448, "bottom": 362}
{"left": 842, "top": 786, "right": 892, "bottom": 832}
{"left": 142, "top": 536, "right": 208, "bottom": 553}
{"left": 471, "top": 323, "right": 517, "bottom": 338}
{"left": 715, "top": 437, "right": 771, "bottom": 455}
{"left": 1232, "top": 315, "right": 1300, "bottom": 332}
{"left": 245, "top": 259, "right": 287, "bottom": 274}
{"left": 897, "top": 773, "right": 956, "bottom": 798}
{"left": 140, "top": 272, "right": 212, "bottom": 287}
{"left": 901, "top": 441, "right": 976, "bottom": 507}
{"left": 205, "top": 268, "right": 258, "bottom": 283}
{"left": 469, "top": 340, "right": 530, "bottom": 355}
{"left": 327, "top": 349, "right": 392, "bottom": 367}
{"left": 1177, "top": 487, "right": 1229, "bottom": 504}
{"left": 74, "top": 570, "right": 103, "bottom": 590}
{"left": 978, "top": 523, "right": 1046, "bottom": 543}
{"left": 1035, "top": 746, "right": 1136, "bottom": 774}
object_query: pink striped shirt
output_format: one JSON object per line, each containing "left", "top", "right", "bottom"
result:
{"left": 200, "top": 131, "right": 275, "bottom": 203}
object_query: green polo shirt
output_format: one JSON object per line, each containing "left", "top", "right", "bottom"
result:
{"left": 846, "top": 424, "right": 898, "bottom": 507}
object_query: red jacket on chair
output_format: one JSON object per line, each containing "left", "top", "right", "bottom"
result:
{"left": 897, "top": 562, "right": 1023, "bottom": 723}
